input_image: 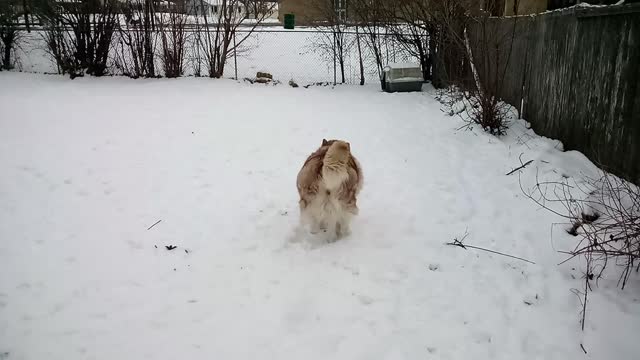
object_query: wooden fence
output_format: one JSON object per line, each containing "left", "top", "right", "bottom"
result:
{"left": 468, "top": 4, "right": 640, "bottom": 184}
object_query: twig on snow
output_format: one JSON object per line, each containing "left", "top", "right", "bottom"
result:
{"left": 147, "top": 219, "right": 162, "bottom": 230}
{"left": 506, "top": 153, "right": 534, "bottom": 175}
{"left": 446, "top": 230, "right": 536, "bottom": 265}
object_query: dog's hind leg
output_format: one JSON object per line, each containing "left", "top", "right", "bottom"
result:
{"left": 300, "top": 204, "right": 317, "bottom": 234}
{"left": 319, "top": 220, "right": 328, "bottom": 232}
{"left": 303, "top": 199, "right": 325, "bottom": 235}
{"left": 336, "top": 211, "right": 353, "bottom": 239}
{"left": 309, "top": 218, "right": 321, "bottom": 234}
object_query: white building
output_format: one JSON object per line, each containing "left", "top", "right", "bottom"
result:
{"left": 184, "top": 0, "right": 278, "bottom": 20}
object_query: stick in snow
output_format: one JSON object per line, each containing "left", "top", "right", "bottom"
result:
{"left": 147, "top": 220, "right": 162, "bottom": 230}
{"left": 506, "top": 153, "right": 533, "bottom": 175}
{"left": 446, "top": 231, "right": 536, "bottom": 265}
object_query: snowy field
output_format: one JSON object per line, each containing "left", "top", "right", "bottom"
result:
{"left": 0, "top": 72, "right": 639, "bottom": 360}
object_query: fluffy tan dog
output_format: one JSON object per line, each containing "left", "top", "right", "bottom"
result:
{"left": 296, "top": 139, "right": 363, "bottom": 241}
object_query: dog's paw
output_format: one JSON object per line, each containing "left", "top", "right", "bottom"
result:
{"left": 335, "top": 223, "right": 351, "bottom": 239}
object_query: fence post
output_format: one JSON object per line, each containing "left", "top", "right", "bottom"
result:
{"left": 233, "top": 31, "right": 238, "bottom": 80}
{"left": 333, "top": 30, "right": 337, "bottom": 85}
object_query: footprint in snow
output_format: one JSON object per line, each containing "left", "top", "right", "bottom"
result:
{"left": 356, "top": 294, "right": 374, "bottom": 305}
{"left": 523, "top": 294, "right": 539, "bottom": 306}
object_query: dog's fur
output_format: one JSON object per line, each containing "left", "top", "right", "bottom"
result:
{"left": 296, "top": 139, "right": 363, "bottom": 241}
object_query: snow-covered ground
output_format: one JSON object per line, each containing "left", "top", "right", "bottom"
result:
{"left": 0, "top": 73, "right": 638, "bottom": 360}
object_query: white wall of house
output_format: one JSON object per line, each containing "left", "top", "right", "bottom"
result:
{"left": 185, "top": 0, "right": 278, "bottom": 20}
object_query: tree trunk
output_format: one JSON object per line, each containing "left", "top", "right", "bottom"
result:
{"left": 336, "top": 31, "right": 345, "bottom": 83}
{"left": 464, "top": 27, "right": 483, "bottom": 97}
{"left": 23, "top": 0, "right": 30, "bottom": 33}
{"left": 3, "top": 38, "right": 12, "bottom": 70}
{"left": 428, "top": 30, "right": 438, "bottom": 86}
{"left": 417, "top": 41, "right": 430, "bottom": 82}
{"left": 356, "top": 26, "right": 364, "bottom": 86}
{"left": 144, "top": 0, "right": 155, "bottom": 77}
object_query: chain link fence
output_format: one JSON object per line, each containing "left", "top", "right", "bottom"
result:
{"left": 11, "top": 25, "right": 423, "bottom": 86}
{"left": 225, "top": 28, "right": 418, "bottom": 86}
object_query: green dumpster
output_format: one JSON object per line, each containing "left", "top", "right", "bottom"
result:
{"left": 284, "top": 14, "right": 295, "bottom": 29}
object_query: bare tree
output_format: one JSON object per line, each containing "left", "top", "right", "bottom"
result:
{"left": 407, "top": 0, "right": 469, "bottom": 89}
{"left": 38, "top": 0, "right": 118, "bottom": 77}
{"left": 114, "top": 0, "right": 159, "bottom": 78}
{"left": 22, "top": 0, "right": 31, "bottom": 32}
{"left": 383, "top": 0, "right": 434, "bottom": 81}
{"left": 354, "top": 24, "right": 364, "bottom": 85}
{"left": 309, "top": 0, "right": 353, "bottom": 84}
{"left": 0, "top": 1, "right": 23, "bottom": 70}
{"left": 427, "top": 0, "right": 521, "bottom": 134}
{"left": 240, "top": 0, "right": 275, "bottom": 19}
{"left": 193, "top": 0, "right": 276, "bottom": 78}
{"left": 158, "top": 10, "right": 187, "bottom": 77}
{"left": 350, "top": 0, "right": 388, "bottom": 88}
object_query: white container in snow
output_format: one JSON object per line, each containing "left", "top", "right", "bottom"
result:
{"left": 382, "top": 62, "right": 424, "bottom": 93}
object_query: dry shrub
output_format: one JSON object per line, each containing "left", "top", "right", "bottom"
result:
{"left": 39, "top": 0, "right": 118, "bottom": 78}
{"left": 0, "top": 2, "right": 22, "bottom": 71}
{"left": 523, "top": 170, "right": 640, "bottom": 328}
{"left": 113, "top": 0, "right": 159, "bottom": 78}
{"left": 158, "top": 11, "right": 187, "bottom": 78}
